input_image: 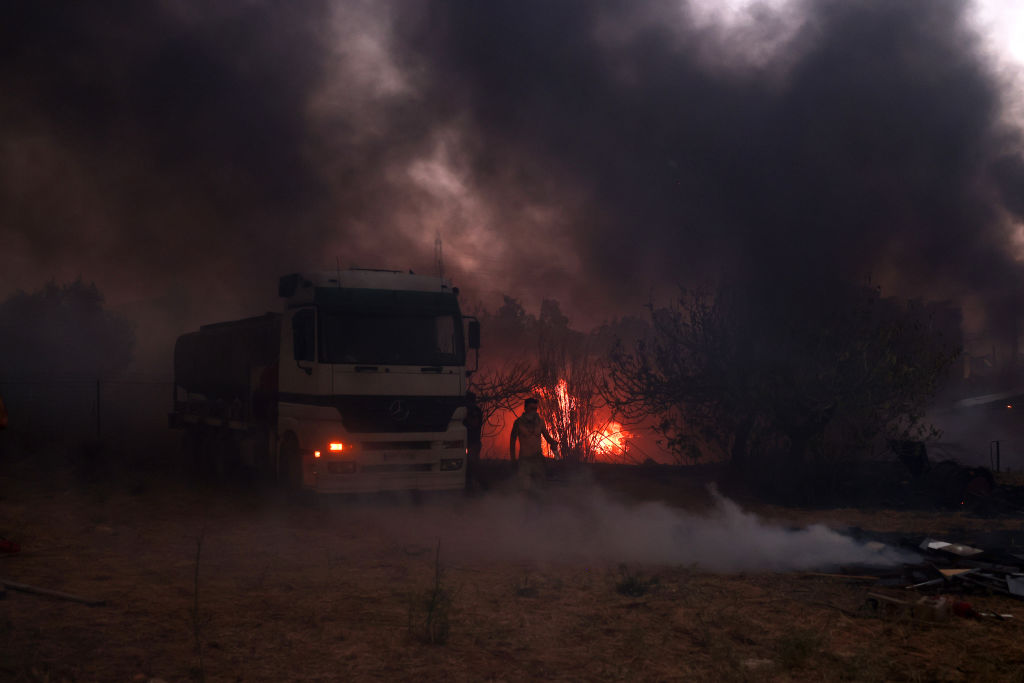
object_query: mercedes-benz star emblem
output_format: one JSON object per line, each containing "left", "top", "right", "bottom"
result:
{"left": 388, "top": 399, "right": 410, "bottom": 421}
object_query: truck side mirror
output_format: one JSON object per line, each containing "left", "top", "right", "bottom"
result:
{"left": 292, "top": 309, "right": 315, "bottom": 365}
{"left": 468, "top": 320, "right": 480, "bottom": 350}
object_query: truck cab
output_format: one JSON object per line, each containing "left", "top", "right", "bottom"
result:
{"left": 277, "top": 269, "right": 476, "bottom": 492}
{"left": 171, "top": 268, "right": 479, "bottom": 493}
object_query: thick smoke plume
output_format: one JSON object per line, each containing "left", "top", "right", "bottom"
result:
{"left": 380, "top": 485, "right": 915, "bottom": 571}
{"left": 3, "top": 0, "right": 1024, "bottom": 333}
{"left": 400, "top": 0, "right": 1024, "bottom": 318}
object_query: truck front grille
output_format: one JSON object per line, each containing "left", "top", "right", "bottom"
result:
{"left": 333, "top": 396, "right": 462, "bottom": 433}
{"left": 360, "top": 463, "right": 434, "bottom": 473}
{"left": 361, "top": 441, "right": 432, "bottom": 451}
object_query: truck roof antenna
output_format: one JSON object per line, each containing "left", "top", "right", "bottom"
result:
{"left": 434, "top": 230, "right": 445, "bottom": 281}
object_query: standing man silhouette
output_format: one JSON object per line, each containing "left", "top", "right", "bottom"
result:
{"left": 509, "top": 397, "right": 558, "bottom": 490}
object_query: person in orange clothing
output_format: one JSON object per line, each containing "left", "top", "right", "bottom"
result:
{"left": 509, "top": 397, "right": 558, "bottom": 490}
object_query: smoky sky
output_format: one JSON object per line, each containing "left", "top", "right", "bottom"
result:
{"left": 2, "top": 0, "right": 1024, "bottom": 331}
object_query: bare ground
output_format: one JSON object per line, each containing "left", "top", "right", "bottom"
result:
{"left": 2, "top": 454, "right": 1024, "bottom": 682}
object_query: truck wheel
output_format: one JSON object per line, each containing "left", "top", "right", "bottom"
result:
{"left": 211, "top": 431, "right": 240, "bottom": 480}
{"left": 189, "top": 428, "right": 219, "bottom": 480}
{"left": 182, "top": 428, "right": 202, "bottom": 476}
{"left": 280, "top": 434, "right": 303, "bottom": 489}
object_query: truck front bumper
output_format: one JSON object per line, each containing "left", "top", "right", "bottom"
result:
{"left": 307, "top": 453, "right": 466, "bottom": 493}
{"left": 311, "top": 467, "right": 465, "bottom": 493}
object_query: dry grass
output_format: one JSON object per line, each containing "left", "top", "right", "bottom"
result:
{"left": 1, "top": 457, "right": 1024, "bottom": 681}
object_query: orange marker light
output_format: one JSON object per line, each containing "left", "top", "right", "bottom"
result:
{"left": 314, "top": 450, "right": 321, "bottom": 458}
{"left": 329, "top": 442, "right": 344, "bottom": 452}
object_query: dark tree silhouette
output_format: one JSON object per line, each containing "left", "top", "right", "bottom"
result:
{"left": 606, "top": 280, "right": 959, "bottom": 488}
{"left": 0, "top": 279, "right": 135, "bottom": 377}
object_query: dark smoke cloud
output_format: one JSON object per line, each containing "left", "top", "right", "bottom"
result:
{"left": 0, "top": 3, "right": 332, "bottom": 307}
{"left": 402, "top": 0, "right": 1024, "bottom": 313}
{"left": 1, "top": 0, "right": 1023, "bottom": 337}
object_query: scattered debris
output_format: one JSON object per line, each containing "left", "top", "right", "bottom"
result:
{"left": 863, "top": 592, "right": 1009, "bottom": 620}
{"left": 741, "top": 658, "right": 773, "bottom": 671}
{"left": 848, "top": 531, "right": 1024, "bottom": 618}
{"left": 802, "top": 572, "right": 880, "bottom": 582}
{"left": 0, "top": 577, "right": 107, "bottom": 606}
{"left": 864, "top": 592, "right": 912, "bottom": 616}
{"left": 920, "top": 539, "right": 984, "bottom": 557}
{"left": 938, "top": 568, "right": 974, "bottom": 577}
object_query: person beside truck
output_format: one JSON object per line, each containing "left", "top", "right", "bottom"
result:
{"left": 509, "top": 396, "right": 558, "bottom": 490}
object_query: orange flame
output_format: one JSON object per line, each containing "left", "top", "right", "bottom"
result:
{"left": 535, "top": 378, "right": 632, "bottom": 461}
{"left": 589, "top": 420, "right": 630, "bottom": 458}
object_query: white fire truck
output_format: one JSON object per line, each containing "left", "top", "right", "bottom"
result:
{"left": 169, "top": 269, "right": 479, "bottom": 493}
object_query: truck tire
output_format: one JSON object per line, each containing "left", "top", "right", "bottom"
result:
{"left": 279, "top": 434, "right": 303, "bottom": 489}
{"left": 211, "top": 430, "right": 241, "bottom": 480}
{"left": 182, "top": 428, "right": 202, "bottom": 476}
{"left": 186, "top": 427, "right": 219, "bottom": 480}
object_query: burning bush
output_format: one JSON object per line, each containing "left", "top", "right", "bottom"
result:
{"left": 535, "top": 378, "right": 632, "bottom": 463}
{"left": 534, "top": 309, "right": 634, "bottom": 464}
{"left": 471, "top": 296, "right": 635, "bottom": 463}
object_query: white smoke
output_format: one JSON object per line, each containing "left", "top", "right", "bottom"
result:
{"left": 375, "top": 484, "right": 917, "bottom": 572}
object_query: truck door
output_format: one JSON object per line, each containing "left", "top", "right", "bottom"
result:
{"left": 279, "top": 307, "right": 328, "bottom": 396}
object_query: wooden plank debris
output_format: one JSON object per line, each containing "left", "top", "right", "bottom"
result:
{"left": 0, "top": 578, "right": 107, "bottom": 606}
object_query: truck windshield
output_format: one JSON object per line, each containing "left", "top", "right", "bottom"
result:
{"left": 319, "top": 311, "right": 464, "bottom": 366}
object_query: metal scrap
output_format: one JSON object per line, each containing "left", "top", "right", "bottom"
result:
{"left": 920, "top": 538, "right": 984, "bottom": 557}
{"left": 867, "top": 534, "right": 1024, "bottom": 610}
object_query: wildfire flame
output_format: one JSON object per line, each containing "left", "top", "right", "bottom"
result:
{"left": 535, "top": 378, "right": 632, "bottom": 461}
{"left": 589, "top": 420, "right": 630, "bottom": 458}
